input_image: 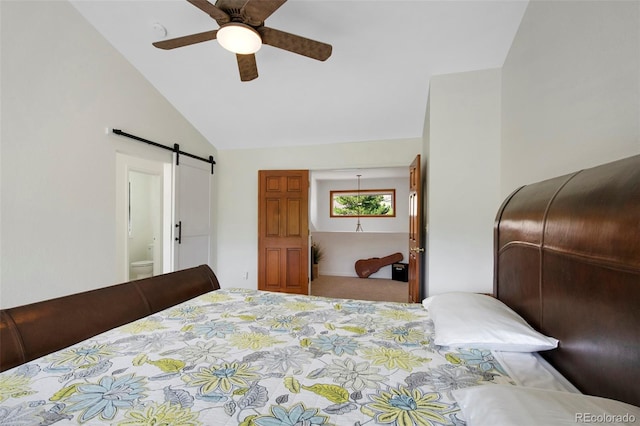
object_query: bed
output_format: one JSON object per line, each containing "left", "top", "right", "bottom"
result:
{"left": 0, "top": 154, "right": 638, "bottom": 425}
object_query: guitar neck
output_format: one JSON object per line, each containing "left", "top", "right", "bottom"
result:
{"left": 380, "top": 253, "right": 403, "bottom": 264}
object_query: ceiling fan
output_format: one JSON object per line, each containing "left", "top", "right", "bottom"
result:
{"left": 153, "top": 0, "right": 332, "bottom": 81}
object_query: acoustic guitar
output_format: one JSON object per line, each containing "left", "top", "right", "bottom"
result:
{"left": 355, "top": 252, "right": 404, "bottom": 278}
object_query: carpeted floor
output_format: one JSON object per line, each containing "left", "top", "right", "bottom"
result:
{"left": 310, "top": 275, "right": 409, "bottom": 303}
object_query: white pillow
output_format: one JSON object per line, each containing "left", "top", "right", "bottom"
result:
{"left": 452, "top": 385, "right": 640, "bottom": 426}
{"left": 423, "top": 292, "right": 558, "bottom": 352}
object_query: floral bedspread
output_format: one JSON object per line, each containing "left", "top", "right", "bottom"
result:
{"left": 0, "top": 289, "right": 515, "bottom": 425}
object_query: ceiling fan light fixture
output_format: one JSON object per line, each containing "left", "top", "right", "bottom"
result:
{"left": 217, "top": 23, "right": 262, "bottom": 54}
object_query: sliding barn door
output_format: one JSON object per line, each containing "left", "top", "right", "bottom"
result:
{"left": 258, "top": 170, "right": 309, "bottom": 295}
{"left": 173, "top": 156, "right": 212, "bottom": 271}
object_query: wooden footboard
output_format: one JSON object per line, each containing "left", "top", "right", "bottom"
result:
{"left": 0, "top": 265, "right": 220, "bottom": 372}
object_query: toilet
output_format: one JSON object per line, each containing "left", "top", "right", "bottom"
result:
{"left": 130, "top": 244, "right": 154, "bottom": 279}
{"left": 130, "top": 260, "right": 153, "bottom": 279}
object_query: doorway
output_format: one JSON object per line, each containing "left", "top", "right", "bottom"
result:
{"left": 116, "top": 153, "right": 173, "bottom": 282}
{"left": 308, "top": 166, "right": 413, "bottom": 301}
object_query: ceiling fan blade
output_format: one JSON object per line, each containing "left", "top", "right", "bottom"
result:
{"left": 187, "top": 0, "right": 230, "bottom": 25}
{"left": 237, "top": 54, "right": 258, "bottom": 81}
{"left": 153, "top": 30, "right": 218, "bottom": 50}
{"left": 241, "top": 0, "right": 287, "bottom": 26}
{"left": 258, "top": 27, "right": 332, "bottom": 61}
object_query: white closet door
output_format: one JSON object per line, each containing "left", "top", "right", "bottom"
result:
{"left": 173, "top": 155, "right": 212, "bottom": 271}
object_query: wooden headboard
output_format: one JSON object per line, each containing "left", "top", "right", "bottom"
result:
{"left": 0, "top": 265, "right": 220, "bottom": 372}
{"left": 494, "top": 154, "right": 640, "bottom": 407}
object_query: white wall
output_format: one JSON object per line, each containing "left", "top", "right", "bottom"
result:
{"left": 311, "top": 232, "right": 407, "bottom": 279}
{"left": 422, "top": 0, "right": 640, "bottom": 298}
{"left": 214, "top": 139, "right": 421, "bottom": 289}
{"left": 426, "top": 68, "right": 502, "bottom": 296}
{"left": 501, "top": 0, "right": 640, "bottom": 196}
{"left": 0, "top": 1, "right": 216, "bottom": 308}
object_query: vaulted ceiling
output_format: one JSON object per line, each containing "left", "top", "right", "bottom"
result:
{"left": 70, "top": 0, "right": 528, "bottom": 150}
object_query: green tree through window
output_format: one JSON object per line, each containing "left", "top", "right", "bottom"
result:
{"left": 330, "top": 189, "right": 395, "bottom": 217}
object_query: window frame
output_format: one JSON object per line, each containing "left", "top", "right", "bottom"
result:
{"left": 329, "top": 188, "right": 396, "bottom": 218}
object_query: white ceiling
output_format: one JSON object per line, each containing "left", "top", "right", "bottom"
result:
{"left": 70, "top": 0, "right": 528, "bottom": 151}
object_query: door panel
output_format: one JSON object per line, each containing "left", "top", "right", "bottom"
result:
{"left": 266, "top": 200, "right": 280, "bottom": 236}
{"left": 286, "top": 248, "right": 303, "bottom": 286}
{"left": 287, "top": 200, "right": 302, "bottom": 236}
{"left": 265, "top": 249, "right": 281, "bottom": 290}
{"left": 258, "top": 170, "right": 309, "bottom": 295}
{"left": 174, "top": 156, "right": 212, "bottom": 271}
{"left": 408, "top": 155, "right": 424, "bottom": 303}
{"left": 177, "top": 235, "right": 209, "bottom": 270}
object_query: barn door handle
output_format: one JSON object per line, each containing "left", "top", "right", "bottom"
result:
{"left": 175, "top": 221, "right": 182, "bottom": 244}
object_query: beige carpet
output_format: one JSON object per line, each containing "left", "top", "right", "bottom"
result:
{"left": 310, "top": 275, "right": 409, "bottom": 303}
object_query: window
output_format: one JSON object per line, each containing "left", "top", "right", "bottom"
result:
{"left": 330, "top": 189, "right": 396, "bottom": 217}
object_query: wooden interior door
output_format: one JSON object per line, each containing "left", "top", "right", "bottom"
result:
{"left": 258, "top": 170, "right": 309, "bottom": 295}
{"left": 408, "top": 155, "right": 424, "bottom": 303}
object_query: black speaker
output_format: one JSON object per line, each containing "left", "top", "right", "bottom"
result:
{"left": 392, "top": 263, "right": 408, "bottom": 282}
